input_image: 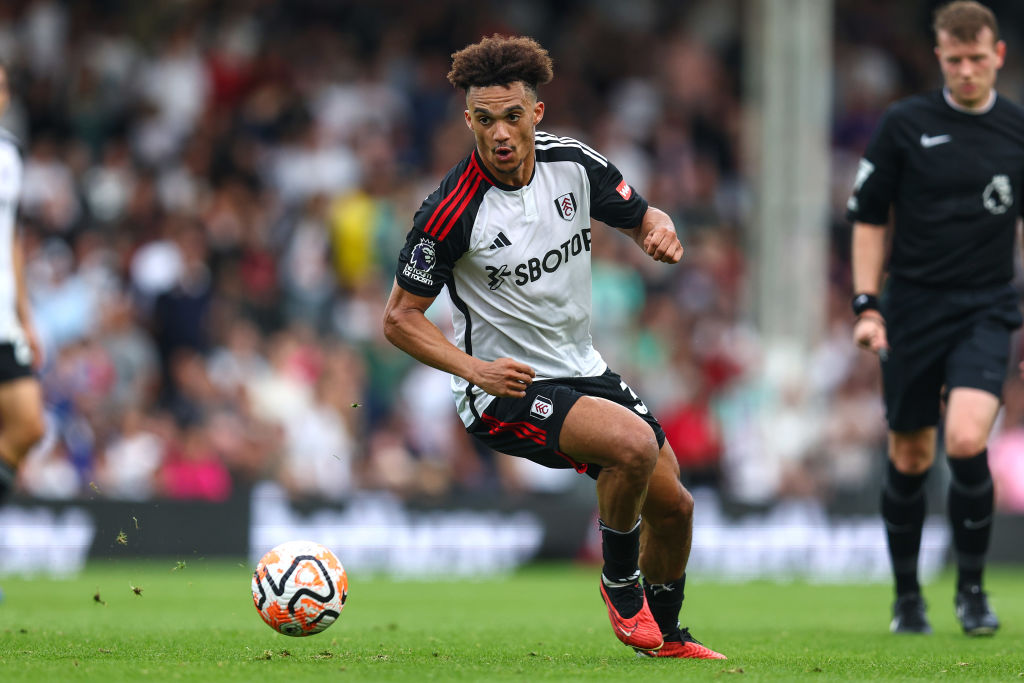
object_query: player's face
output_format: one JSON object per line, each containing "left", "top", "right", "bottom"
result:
{"left": 935, "top": 27, "right": 1005, "bottom": 109}
{"left": 464, "top": 81, "right": 544, "bottom": 187}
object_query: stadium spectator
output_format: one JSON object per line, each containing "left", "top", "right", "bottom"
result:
{"left": 382, "top": 35, "right": 724, "bottom": 659}
{"left": 848, "top": 1, "right": 1016, "bottom": 636}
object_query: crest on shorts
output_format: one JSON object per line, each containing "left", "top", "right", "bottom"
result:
{"left": 530, "top": 396, "right": 553, "bottom": 420}
{"left": 554, "top": 192, "right": 577, "bottom": 221}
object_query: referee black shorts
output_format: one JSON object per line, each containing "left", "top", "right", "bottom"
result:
{"left": 881, "top": 279, "right": 1022, "bottom": 432}
{"left": 466, "top": 367, "right": 666, "bottom": 480}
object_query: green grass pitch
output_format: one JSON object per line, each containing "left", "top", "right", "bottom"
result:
{"left": 0, "top": 561, "right": 1022, "bottom": 681}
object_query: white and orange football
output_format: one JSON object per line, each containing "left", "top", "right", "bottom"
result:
{"left": 251, "top": 540, "right": 348, "bottom": 636}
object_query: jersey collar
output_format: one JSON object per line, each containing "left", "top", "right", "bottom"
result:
{"left": 472, "top": 148, "right": 536, "bottom": 192}
{"left": 942, "top": 87, "right": 997, "bottom": 115}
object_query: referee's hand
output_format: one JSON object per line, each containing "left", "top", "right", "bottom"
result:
{"left": 853, "top": 312, "right": 890, "bottom": 359}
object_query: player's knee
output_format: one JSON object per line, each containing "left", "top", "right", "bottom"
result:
{"left": 616, "top": 428, "right": 659, "bottom": 479}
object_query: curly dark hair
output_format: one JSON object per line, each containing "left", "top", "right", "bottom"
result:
{"left": 447, "top": 35, "right": 553, "bottom": 94}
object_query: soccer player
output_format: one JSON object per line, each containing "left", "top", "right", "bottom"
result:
{"left": 382, "top": 35, "right": 724, "bottom": 659}
{"left": 847, "top": 1, "right": 1019, "bottom": 636}
{"left": 0, "top": 63, "right": 47, "bottom": 506}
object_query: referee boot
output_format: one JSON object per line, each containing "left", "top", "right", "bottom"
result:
{"left": 890, "top": 593, "right": 932, "bottom": 634}
{"left": 955, "top": 585, "right": 999, "bottom": 636}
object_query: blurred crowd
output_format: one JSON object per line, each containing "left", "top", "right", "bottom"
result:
{"left": 2, "top": 0, "right": 1023, "bottom": 511}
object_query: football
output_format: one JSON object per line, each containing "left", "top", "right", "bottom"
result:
{"left": 251, "top": 540, "right": 348, "bottom": 636}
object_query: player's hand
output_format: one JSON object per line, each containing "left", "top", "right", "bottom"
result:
{"left": 853, "top": 312, "right": 890, "bottom": 359}
{"left": 643, "top": 227, "right": 683, "bottom": 264}
{"left": 474, "top": 357, "right": 535, "bottom": 398}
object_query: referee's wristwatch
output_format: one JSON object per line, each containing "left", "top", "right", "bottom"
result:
{"left": 851, "top": 293, "right": 880, "bottom": 316}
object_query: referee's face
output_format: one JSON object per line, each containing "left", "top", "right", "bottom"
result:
{"left": 465, "top": 81, "right": 544, "bottom": 187}
{"left": 935, "top": 26, "right": 1005, "bottom": 109}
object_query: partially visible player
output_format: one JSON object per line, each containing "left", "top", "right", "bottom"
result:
{"left": 383, "top": 35, "right": 724, "bottom": 659}
{"left": 0, "top": 62, "right": 46, "bottom": 505}
{"left": 847, "top": 1, "right": 1020, "bottom": 636}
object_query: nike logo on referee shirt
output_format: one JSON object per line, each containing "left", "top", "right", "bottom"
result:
{"left": 920, "top": 133, "right": 952, "bottom": 148}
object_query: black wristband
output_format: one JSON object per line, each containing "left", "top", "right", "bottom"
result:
{"left": 851, "top": 293, "right": 880, "bottom": 316}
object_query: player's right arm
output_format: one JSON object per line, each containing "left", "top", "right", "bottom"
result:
{"left": 382, "top": 281, "right": 535, "bottom": 398}
{"left": 385, "top": 158, "right": 535, "bottom": 398}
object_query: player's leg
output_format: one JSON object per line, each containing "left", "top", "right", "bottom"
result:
{"left": 560, "top": 395, "right": 659, "bottom": 530}
{"left": 635, "top": 441, "right": 725, "bottom": 659}
{"left": 0, "top": 376, "right": 46, "bottom": 502}
{"left": 558, "top": 395, "right": 663, "bottom": 651}
{"left": 885, "top": 427, "right": 936, "bottom": 634}
{"left": 944, "top": 387, "right": 1001, "bottom": 635}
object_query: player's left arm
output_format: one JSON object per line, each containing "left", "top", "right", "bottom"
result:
{"left": 586, "top": 156, "right": 680, "bottom": 264}
{"left": 621, "top": 206, "right": 683, "bottom": 264}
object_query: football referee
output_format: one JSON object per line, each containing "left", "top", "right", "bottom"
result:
{"left": 847, "top": 1, "right": 1021, "bottom": 636}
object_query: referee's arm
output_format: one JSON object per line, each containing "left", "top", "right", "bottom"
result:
{"left": 851, "top": 221, "right": 890, "bottom": 355}
{"left": 851, "top": 221, "right": 887, "bottom": 298}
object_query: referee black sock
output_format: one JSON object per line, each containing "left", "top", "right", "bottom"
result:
{"left": 0, "top": 458, "right": 15, "bottom": 505}
{"left": 599, "top": 517, "right": 641, "bottom": 585}
{"left": 881, "top": 461, "right": 928, "bottom": 597}
{"left": 947, "top": 450, "right": 994, "bottom": 591}
{"left": 643, "top": 574, "right": 685, "bottom": 637}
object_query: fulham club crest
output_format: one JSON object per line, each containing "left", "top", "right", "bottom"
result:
{"left": 554, "top": 192, "right": 577, "bottom": 221}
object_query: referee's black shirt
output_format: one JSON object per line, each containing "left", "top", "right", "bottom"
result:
{"left": 847, "top": 89, "right": 1024, "bottom": 289}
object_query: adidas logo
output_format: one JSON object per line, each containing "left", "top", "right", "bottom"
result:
{"left": 488, "top": 232, "right": 512, "bottom": 249}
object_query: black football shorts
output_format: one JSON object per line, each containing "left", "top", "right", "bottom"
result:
{"left": 0, "top": 341, "right": 34, "bottom": 384}
{"left": 880, "top": 279, "right": 1022, "bottom": 432}
{"left": 467, "top": 367, "right": 666, "bottom": 480}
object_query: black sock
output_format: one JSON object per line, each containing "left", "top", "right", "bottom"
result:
{"left": 947, "top": 450, "right": 993, "bottom": 591}
{"left": 599, "top": 517, "right": 641, "bottom": 584}
{"left": 643, "top": 574, "right": 685, "bottom": 637}
{"left": 881, "top": 461, "right": 928, "bottom": 597}
{"left": 0, "top": 458, "right": 15, "bottom": 505}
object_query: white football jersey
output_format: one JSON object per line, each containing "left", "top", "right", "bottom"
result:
{"left": 396, "top": 131, "right": 647, "bottom": 427}
{"left": 0, "top": 129, "right": 23, "bottom": 344}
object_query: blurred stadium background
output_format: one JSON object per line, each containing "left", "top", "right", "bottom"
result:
{"left": 1, "top": 0, "right": 1023, "bottom": 582}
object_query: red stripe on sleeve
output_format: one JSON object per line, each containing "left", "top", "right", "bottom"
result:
{"left": 424, "top": 163, "right": 477, "bottom": 237}
{"left": 436, "top": 174, "right": 484, "bottom": 241}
